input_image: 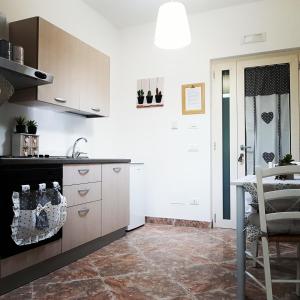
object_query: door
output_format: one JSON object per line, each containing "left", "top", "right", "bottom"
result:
{"left": 102, "top": 164, "right": 129, "bottom": 236}
{"left": 212, "top": 53, "right": 299, "bottom": 229}
{"left": 237, "top": 54, "right": 299, "bottom": 178}
{"left": 79, "top": 43, "right": 110, "bottom": 116}
{"left": 38, "top": 18, "right": 81, "bottom": 109}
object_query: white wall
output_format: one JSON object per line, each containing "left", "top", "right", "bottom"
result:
{"left": 118, "top": 0, "right": 300, "bottom": 221}
{"left": 1, "top": 0, "right": 300, "bottom": 222}
{"left": 0, "top": 0, "right": 121, "bottom": 158}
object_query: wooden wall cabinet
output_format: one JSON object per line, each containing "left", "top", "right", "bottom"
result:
{"left": 102, "top": 164, "right": 130, "bottom": 236}
{"left": 9, "top": 17, "right": 110, "bottom": 117}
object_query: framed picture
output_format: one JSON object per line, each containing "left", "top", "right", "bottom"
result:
{"left": 182, "top": 83, "right": 205, "bottom": 115}
{"left": 137, "top": 77, "right": 164, "bottom": 108}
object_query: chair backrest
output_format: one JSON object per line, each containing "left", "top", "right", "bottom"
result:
{"left": 256, "top": 165, "right": 300, "bottom": 234}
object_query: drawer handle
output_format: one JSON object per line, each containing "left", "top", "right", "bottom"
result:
{"left": 78, "top": 189, "right": 90, "bottom": 196}
{"left": 78, "top": 208, "right": 90, "bottom": 217}
{"left": 91, "top": 107, "right": 100, "bottom": 112}
{"left": 54, "top": 97, "right": 67, "bottom": 103}
{"left": 113, "top": 167, "right": 121, "bottom": 173}
{"left": 78, "top": 169, "right": 90, "bottom": 175}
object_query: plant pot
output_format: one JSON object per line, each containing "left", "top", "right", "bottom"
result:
{"left": 16, "top": 124, "right": 26, "bottom": 133}
{"left": 276, "top": 163, "right": 295, "bottom": 180}
{"left": 146, "top": 95, "right": 153, "bottom": 104}
{"left": 137, "top": 96, "right": 144, "bottom": 105}
{"left": 27, "top": 126, "right": 37, "bottom": 134}
{"left": 155, "top": 95, "right": 162, "bottom": 103}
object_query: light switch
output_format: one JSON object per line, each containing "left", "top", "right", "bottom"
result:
{"left": 188, "top": 145, "right": 199, "bottom": 152}
{"left": 171, "top": 121, "right": 178, "bottom": 130}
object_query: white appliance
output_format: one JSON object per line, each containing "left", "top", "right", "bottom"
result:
{"left": 127, "top": 163, "right": 145, "bottom": 231}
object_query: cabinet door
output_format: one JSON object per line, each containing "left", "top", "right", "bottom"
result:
{"left": 62, "top": 201, "right": 101, "bottom": 252}
{"left": 102, "top": 164, "right": 129, "bottom": 236}
{"left": 79, "top": 43, "right": 110, "bottom": 116}
{"left": 37, "top": 18, "right": 80, "bottom": 110}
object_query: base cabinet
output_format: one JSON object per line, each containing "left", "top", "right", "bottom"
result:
{"left": 62, "top": 201, "right": 101, "bottom": 252}
{"left": 102, "top": 164, "right": 130, "bottom": 236}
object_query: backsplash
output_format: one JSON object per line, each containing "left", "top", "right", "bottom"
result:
{"left": 0, "top": 102, "right": 92, "bottom": 156}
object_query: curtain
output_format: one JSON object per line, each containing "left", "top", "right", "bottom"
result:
{"left": 245, "top": 64, "right": 291, "bottom": 175}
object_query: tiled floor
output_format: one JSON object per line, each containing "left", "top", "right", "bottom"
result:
{"left": 1, "top": 224, "right": 298, "bottom": 299}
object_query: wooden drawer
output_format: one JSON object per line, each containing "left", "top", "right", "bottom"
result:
{"left": 63, "top": 182, "right": 101, "bottom": 207}
{"left": 62, "top": 201, "right": 101, "bottom": 252}
{"left": 63, "top": 164, "right": 101, "bottom": 185}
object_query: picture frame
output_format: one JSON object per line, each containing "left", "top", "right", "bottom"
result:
{"left": 137, "top": 77, "right": 164, "bottom": 108}
{"left": 182, "top": 82, "right": 205, "bottom": 115}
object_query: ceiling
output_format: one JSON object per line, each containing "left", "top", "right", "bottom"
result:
{"left": 83, "top": 0, "right": 262, "bottom": 28}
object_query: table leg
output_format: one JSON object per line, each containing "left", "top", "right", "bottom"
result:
{"left": 236, "top": 185, "right": 245, "bottom": 300}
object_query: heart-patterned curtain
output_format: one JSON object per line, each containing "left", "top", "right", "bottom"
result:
{"left": 244, "top": 63, "right": 291, "bottom": 175}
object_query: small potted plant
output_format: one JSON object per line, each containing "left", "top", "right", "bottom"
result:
{"left": 146, "top": 90, "right": 153, "bottom": 104}
{"left": 155, "top": 88, "right": 163, "bottom": 103}
{"left": 15, "top": 116, "right": 26, "bottom": 133}
{"left": 137, "top": 89, "right": 144, "bottom": 105}
{"left": 27, "top": 120, "right": 38, "bottom": 134}
{"left": 276, "top": 154, "right": 295, "bottom": 180}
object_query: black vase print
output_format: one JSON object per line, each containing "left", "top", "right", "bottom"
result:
{"left": 137, "top": 89, "right": 144, "bottom": 105}
{"left": 261, "top": 112, "right": 274, "bottom": 124}
{"left": 155, "top": 87, "right": 163, "bottom": 103}
{"left": 146, "top": 90, "right": 153, "bottom": 104}
{"left": 263, "top": 152, "right": 275, "bottom": 163}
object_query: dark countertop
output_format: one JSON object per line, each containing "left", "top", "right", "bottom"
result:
{"left": 0, "top": 157, "right": 131, "bottom": 166}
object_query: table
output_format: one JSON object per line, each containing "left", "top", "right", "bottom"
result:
{"left": 231, "top": 175, "right": 300, "bottom": 299}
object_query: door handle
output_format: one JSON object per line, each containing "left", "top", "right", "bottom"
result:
{"left": 78, "top": 169, "right": 90, "bottom": 175}
{"left": 91, "top": 108, "right": 100, "bottom": 112}
{"left": 240, "top": 145, "right": 252, "bottom": 151}
{"left": 54, "top": 97, "right": 67, "bottom": 103}
{"left": 78, "top": 208, "right": 90, "bottom": 217}
{"left": 113, "top": 167, "right": 121, "bottom": 173}
{"left": 238, "top": 153, "right": 244, "bottom": 163}
{"left": 78, "top": 189, "right": 90, "bottom": 196}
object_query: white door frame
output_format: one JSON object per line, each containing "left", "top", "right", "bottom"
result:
{"left": 211, "top": 60, "right": 237, "bottom": 229}
{"left": 211, "top": 51, "right": 299, "bottom": 229}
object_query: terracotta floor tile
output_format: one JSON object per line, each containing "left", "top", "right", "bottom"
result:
{"left": 105, "top": 273, "right": 188, "bottom": 299}
{"left": 32, "top": 278, "right": 107, "bottom": 300}
{"left": 0, "top": 284, "right": 32, "bottom": 300}
{"left": 34, "top": 259, "right": 99, "bottom": 285}
{"left": 1, "top": 224, "right": 298, "bottom": 299}
{"left": 93, "top": 253, "right": 151, "bottom": 277}
{"left": 171, "top": 264, "right": 236, "bottom": 294}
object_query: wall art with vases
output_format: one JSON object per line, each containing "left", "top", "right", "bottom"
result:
{"left": 137, "top": 77, "right": 164, "bottom": 108}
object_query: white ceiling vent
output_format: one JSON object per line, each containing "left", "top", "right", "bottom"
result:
{"left": 242, "top": 32, "right": 266, "bottom": 44}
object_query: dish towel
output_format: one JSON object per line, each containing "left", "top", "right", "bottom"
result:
{"left": 11, "top": 182, "right": 67, "bottom": 246}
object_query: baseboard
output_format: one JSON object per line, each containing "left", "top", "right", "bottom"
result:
{"left": 145, "top": 216, "right": 212, "bottom": 228}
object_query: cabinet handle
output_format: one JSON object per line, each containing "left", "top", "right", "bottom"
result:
{"left": 78, "top": 189, "right": 90, "bottom": 196}
{"left": 78, "top": 169, "right": 90, "bottom": 175}
{"left": 113, "top": 167, "right": 121, "bottom": 173}
{"left": 78, "top": 208, "right": 90, "bottom": 217}
{"left": 54, "top": 97, "right": 67, "bottom": 103}
{"left": 91, "top": 108, "right": 100, "bottom": 112}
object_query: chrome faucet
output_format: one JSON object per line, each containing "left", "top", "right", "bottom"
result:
{"left": 72, "top": 137, "right": 88, "bottom": 158}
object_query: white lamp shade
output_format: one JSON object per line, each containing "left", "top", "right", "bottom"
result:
{"left": 154, "top": 1, "right": 191, "bottom": 50}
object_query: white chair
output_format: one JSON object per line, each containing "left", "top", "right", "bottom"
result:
{"left": 246, "top": 165, "right": 300, "bottom": 300}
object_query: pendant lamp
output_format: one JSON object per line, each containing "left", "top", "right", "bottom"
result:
{"left": 154, "top": 1, "right": 191, "bottom": 49}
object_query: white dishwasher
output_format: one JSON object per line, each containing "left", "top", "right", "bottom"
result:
{"left": 127, "top": 163, "right": 145, "bottom": 231}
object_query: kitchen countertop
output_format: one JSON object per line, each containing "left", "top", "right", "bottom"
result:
{"left": 0, "top": 157, "right": 131, "bottom": 166}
